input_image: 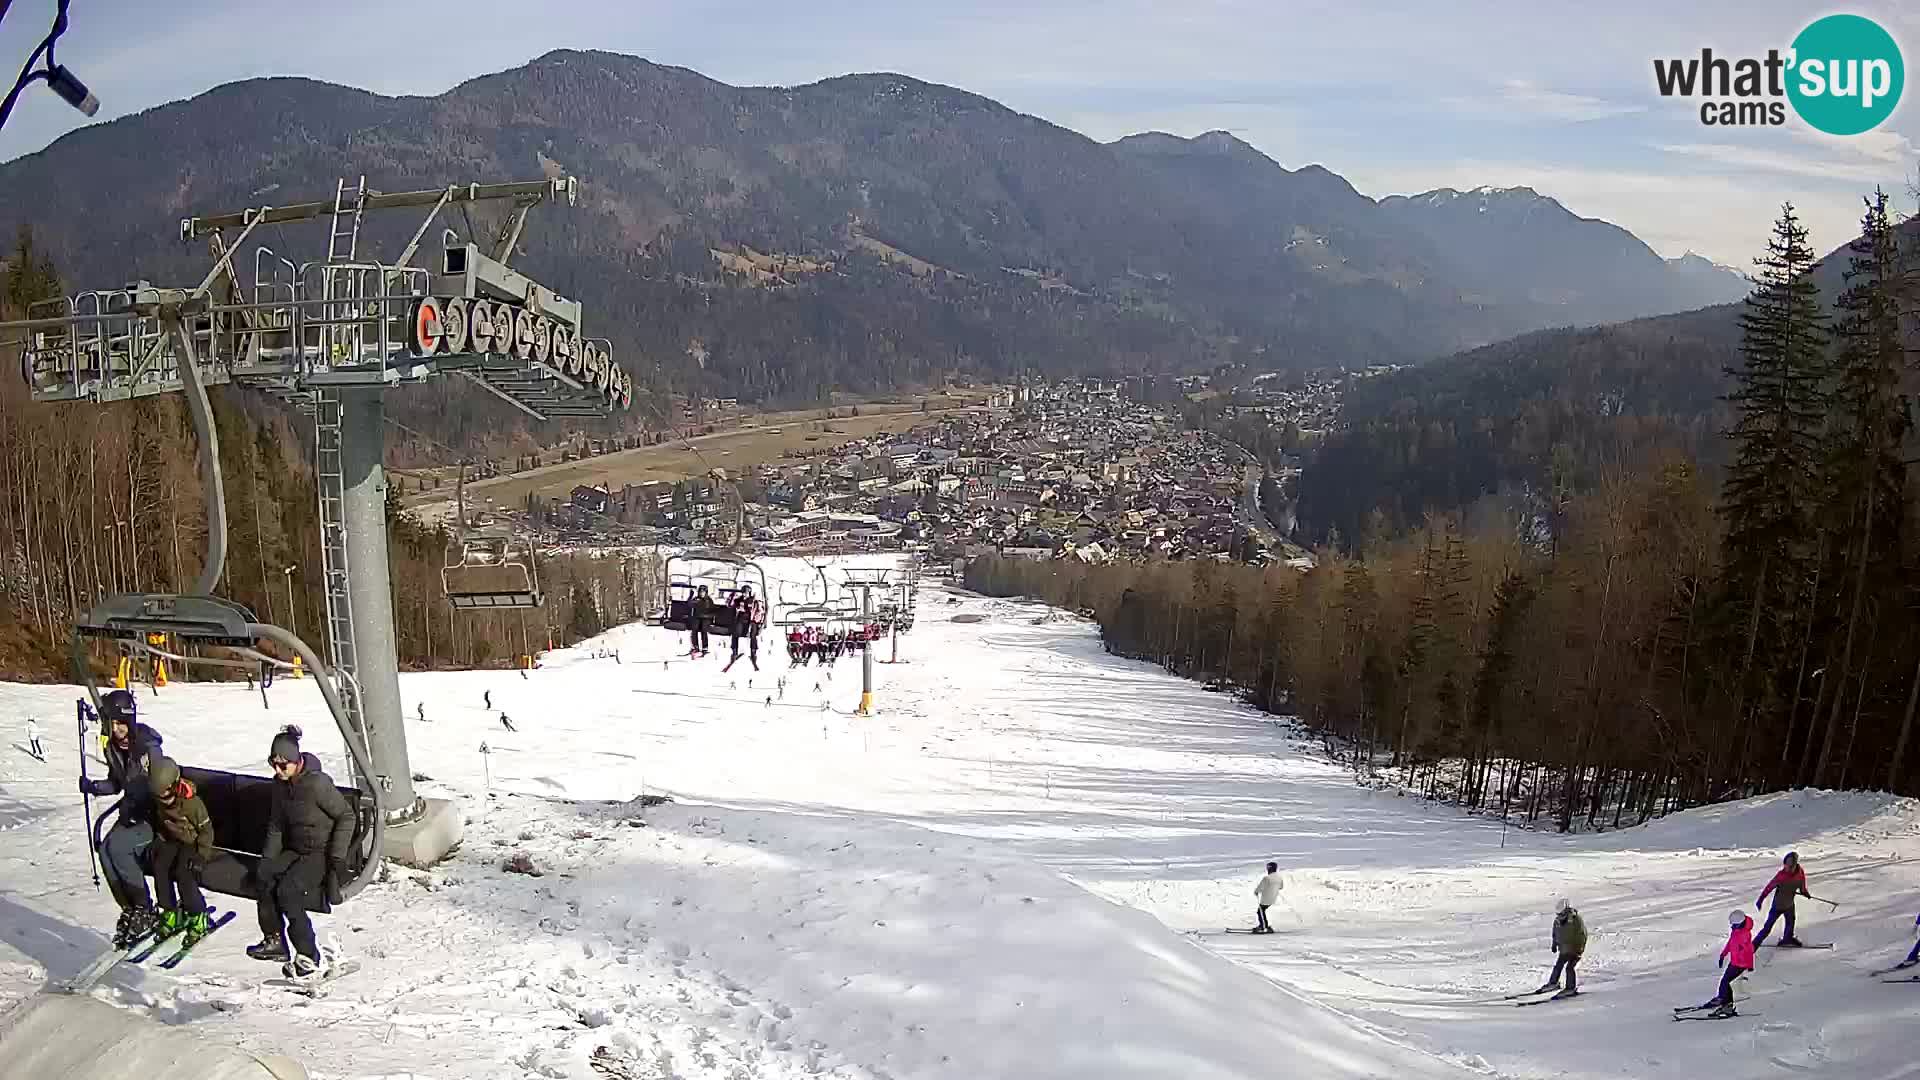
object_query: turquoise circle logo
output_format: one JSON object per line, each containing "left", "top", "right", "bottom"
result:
{"left": 1787, "top": 14, "right": 1904, "bottom": 135}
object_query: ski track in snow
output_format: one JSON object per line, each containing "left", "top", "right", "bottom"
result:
{"left": 2, "top": 555, "right": 1919, "bottom": 1078}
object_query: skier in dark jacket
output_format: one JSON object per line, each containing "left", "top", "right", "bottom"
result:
{"left": 80, "top": 689, "right": 166, "bottom": 947}
{"left": 1540, "top": 898, "right": 1586, "bottom": 997}
{"left": 689, "top": 586, "right": 716, "bottom": 657}
{"left": 728, "top": 584, "right": 763, "bottom": 669}
{"left": 245, "top": 726, "right": 354, "bottom": 979}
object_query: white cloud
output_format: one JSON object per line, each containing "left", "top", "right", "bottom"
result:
{"left": 1653, "top": 142, "right": 1905, "bottom": 184}
{"left": 1441, "top": 80, "right": 1646, "bottom": 123}
{"left": 1783, "top": 125, "right": 1920, "bottom": 168}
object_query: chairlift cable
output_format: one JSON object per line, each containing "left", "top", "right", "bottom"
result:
{"left": 634, "top": 390, "right": 749, "bottom": 547}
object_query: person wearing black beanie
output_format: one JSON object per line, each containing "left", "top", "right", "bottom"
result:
{"left": 244, "top": 725, "right": 354, "bottom": 980}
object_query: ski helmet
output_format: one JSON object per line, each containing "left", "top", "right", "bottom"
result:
{"left": 100, "top": 689, "right": 137, "bottom": 727}
{"left": 147, "top": 756, "right": 181, "bottom": 799}
{"left": 1729, "top": 910, "right": 1745, "bottom": 927}
{"left": 1555, "top": 898, "right": 1570, "bottom": 914}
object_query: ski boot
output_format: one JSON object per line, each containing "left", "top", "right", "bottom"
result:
{"left": 282, "top": 952, "right": 326, "bottom": 982}
{"left": 1707, "top": 1002, "right": 1737, "bottom": 1019}
{"left": 1779, "top": 937, "right": 1805, "bottom": 948}
{"left": 1550, "top": 987, "right": 1579, "bottom": 1000}
{"left": 179, "top": 911, "right": 214, "bottom": 947}
{"left": 155, "top": 908, "right": 187, "bottom": 939}
{"left": 113, "top": 904, "right": 159, "bottom": 949}
{"left": 1533, "top": 981, "right": 1561, "bottom": 995}
{"left": 246, "top": 936, "right": 291, "bottom": 962}
{"left": 111, "top": 906, "right": 141, "bottom": 950}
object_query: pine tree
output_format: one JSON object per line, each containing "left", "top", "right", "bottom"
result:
{"left": 1810, "top": 190, "right": 1910, "bottom": 786}
{"left": 1718, "top": 204, "right": 1830, "bottom": 759}
{"left": 1472, "top": 570, "right": 1534, "bottom": 806}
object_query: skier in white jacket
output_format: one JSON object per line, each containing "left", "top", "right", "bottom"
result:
{"left": 1253, "top": 862, "right": 1283, "bottom": 934}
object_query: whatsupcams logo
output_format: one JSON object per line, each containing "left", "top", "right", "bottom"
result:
{"left": 1653, "top": 14, "right": 1903, "bottom": 134}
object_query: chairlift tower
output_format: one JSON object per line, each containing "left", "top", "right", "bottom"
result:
{"left": 841, "top": 566, "right": 895, "bottom": 715}
{"left": 3, "top": 175, "right": 632, "bottom": 866}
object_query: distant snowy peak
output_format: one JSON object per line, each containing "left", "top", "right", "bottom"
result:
{"left": 1376, "top": 185, "right": 1753, "bottom": 318}
{"left": 1405, "top": 185, "right": 1553, "bottom": 206}
{"left": 1667, "top": 250, "right": 1750, "bottom": 280}
{"left": 1381, "top": 186, "right": 1573, "bottom": 224}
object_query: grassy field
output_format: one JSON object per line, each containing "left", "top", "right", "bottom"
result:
{"left": 408, "top": 392, "right": 995, "bottom": 510}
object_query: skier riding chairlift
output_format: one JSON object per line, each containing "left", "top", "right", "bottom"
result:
{"left": 71, "top": 593, "right": 383, "bottom": 984}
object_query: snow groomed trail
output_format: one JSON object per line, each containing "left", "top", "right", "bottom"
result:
{"left": 0, "top": 556, "right": 1915, "bottom": 1079}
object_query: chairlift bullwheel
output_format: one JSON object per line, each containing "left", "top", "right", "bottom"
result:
{"left": 511, "top": 308, "right": 536, "bottom": 360}
{"left": 529, "top": 316, "right": 553, "bottom": 365}
{"left": 440, "top": 297, "right": 471, "bottom": 354}
{"left": 550, "top": 328, "right": 575, "bottom": 372}
{"left": 468, "top": 299, "right": 496, "bottom": 354}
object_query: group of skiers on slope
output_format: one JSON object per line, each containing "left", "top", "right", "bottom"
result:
{"left": 685, "top": 583, "right": 766, "bottom": 668}
{"left": 1525, "top": 853, "right": 1815, "bottom": 1016}
{"left": 83, "top": 689, "right": 355, "bottom": 981}
{"left": 1251, "top": 850, "right": 1917, "bottom": 1018}
{"left": 1693, "top": 851, "right": 1823, "bottom": 1017}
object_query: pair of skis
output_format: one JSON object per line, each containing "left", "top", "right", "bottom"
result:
{"left": 1502, "top": 985, "right": 1581, "bottom": 1007}
{"left": 1871, "top": 959, "right": 1920, "bottom": 983}
{"left": 128, "top": 910, "right": 237, "bottom": 968}
{"left": 60, "top": 908, "right": 236, "bottom": 992}
{"left": 263, "top": 957, "right": 361, "bottom": 998}
{"left": 1673, "top": 1003, "right": 1755, "bottom": 1021}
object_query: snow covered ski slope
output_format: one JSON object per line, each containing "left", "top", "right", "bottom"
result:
{"left": 2, "top": 557, "right": 1919, "bottom": 1079}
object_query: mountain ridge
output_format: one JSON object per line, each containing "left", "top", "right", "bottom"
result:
{"left": 0, "top": 50, "right": 1751, "bottom": 421}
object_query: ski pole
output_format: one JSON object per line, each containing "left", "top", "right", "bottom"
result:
{"left": 76, "top": 700, "right": 99, "bottom": 891}
{"left": 1808, "top": 895, "right": 1839, "bottom": 910}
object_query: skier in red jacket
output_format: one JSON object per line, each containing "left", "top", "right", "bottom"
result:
{"left": 1754, "top": 852, "right": 1808, "bottom": 948}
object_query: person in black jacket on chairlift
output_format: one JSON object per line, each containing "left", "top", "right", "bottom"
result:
{"left": 79, "top": 689, "right": 166, "bottom": 948}
{"left": 244, "top": 725, "right": 354, "bottom": 980}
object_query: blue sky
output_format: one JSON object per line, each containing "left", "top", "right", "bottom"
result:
{"left": 2, "top": 0, "right": 1915, "bottom": 266}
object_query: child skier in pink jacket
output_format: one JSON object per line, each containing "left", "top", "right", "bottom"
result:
{"left": 1710, "top": 911, "right": 1756, "bottom": 1015}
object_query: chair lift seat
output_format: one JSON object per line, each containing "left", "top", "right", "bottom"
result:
{"left": 661, "top": 582, "right": 694, "bottom": 631}
{"left": 96, "top": 766, "right": 376, "bottom": 914}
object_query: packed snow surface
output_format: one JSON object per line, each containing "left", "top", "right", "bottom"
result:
{"left": 2, "top": 555, "right": 1918, "bottom": 1078}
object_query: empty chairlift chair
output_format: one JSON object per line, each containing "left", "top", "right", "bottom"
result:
{"left": 442, "top": 528, "right": 543, "bottom": 610}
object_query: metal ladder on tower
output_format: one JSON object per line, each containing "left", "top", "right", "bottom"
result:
{"left": 323, "top": 177, "right": 367, "bottom": 367}
{"left": 327, "top": 176, "right": 367, "bottom": 263}
{"left": 314, "top": 389, "right": 366, "bottom": 783}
